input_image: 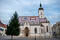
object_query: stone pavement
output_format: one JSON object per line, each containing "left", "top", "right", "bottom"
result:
{"left": 0, "top": 36, "right": 60, "bottom": 40}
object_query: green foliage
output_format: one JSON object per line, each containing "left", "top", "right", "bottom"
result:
{"left": 6, "top": 11, "right": 20, "bottom": 36}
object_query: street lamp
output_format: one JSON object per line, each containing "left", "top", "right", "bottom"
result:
{"left": 34, "top": 28, "right": 37, "bottom": 40}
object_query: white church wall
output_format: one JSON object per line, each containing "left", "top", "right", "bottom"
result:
{"left": 30, "top": 26, "right": 40, "bottom": 34}
{"left": 41, "top": 23, "right": 52, "bottom": 37}
{"left": 19, "top": 26, "right": 24, "bottom": 36}
{"left": 19, "top": 23, "right": 52, "bottom": 37}
{"left": 42, "top": 23, "right": 49, "bottom": 32}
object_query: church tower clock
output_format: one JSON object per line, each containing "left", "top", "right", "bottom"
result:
{"left": 38, "top": 3, "right": 45, "bottom": 18}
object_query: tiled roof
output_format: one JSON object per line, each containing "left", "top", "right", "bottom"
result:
{"left": 0, "top": 24, "right": 7, "bottom": 28}
{"left": 0, "top": 21, "right": 7, "bottom": 28}
{"left": 39, "top": 8, "right": 44, "bottom": 10}
{"left": 19, "top": 16, "right": 48, "bottom": 25}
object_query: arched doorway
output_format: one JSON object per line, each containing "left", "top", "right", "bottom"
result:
{"left": 24, "top": 27, "right": 29, "bottom": 37}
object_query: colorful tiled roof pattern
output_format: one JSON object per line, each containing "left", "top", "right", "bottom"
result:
{"left": 19, "top": 16, "right": 48, "bottom": 24}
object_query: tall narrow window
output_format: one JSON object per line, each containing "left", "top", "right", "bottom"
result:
{"left": 34, "top": 28, "right": 37, "bottom": 33}
{"left": 41, "top": 29, "right": 44, "bottom": 33}
{"left": 47, "top": 26, "right": 48, "bottom": 32}
{"left": 41, "top": 12, "right": 42, "bottom": 15}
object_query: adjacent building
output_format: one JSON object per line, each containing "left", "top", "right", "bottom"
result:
{"left": 52, "top": 21, "right": 60, "bottom": 36}
{"left": 0, "top": 21, "right": 7, "bottom": 36}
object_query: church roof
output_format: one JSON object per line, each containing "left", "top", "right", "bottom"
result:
{"left": 19, "top": 16, "right": 48, "bottom": 25}
{"left": 0, "top": 24, "right": 7, "bottom": 28}
{"left": 39, "top": 8, "right": 44, "bottom": 10}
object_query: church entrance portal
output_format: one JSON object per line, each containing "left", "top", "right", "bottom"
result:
{"left": 24, "top": 27, "right": 29, "bottom": 37}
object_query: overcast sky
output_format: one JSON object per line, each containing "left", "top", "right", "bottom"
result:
{"left": 0, "top": 0, "right": 60, "bottom": 24}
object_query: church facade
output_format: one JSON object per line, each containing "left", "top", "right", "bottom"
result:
{"left": 19, "top": 4, "right": 52, "bottom": 37}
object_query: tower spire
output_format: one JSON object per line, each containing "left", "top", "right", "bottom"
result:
{"left": 38, "top": 2, "right": 44, "bottom": 18}
{"left": 40, "top": 3, "right": 42, "bottom": 8}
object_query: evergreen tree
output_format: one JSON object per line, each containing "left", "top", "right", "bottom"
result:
{"left": 6, "top": 11, "right": 20, "bottom": 40}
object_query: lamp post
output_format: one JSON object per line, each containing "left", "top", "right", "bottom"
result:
{"left": 35, "top": 28, "right": 37, "bottom": 40}
{"left": 35, "top": 33, "right": 36, "bottom": 40}
{"left": 39, "top": 27, "right": 41, "bottom": 40}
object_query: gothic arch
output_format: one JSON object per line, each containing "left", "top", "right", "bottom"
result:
{"left": 46, "top": 26, "right": 48, "bottom": 32}
{"left": 24, "top": 27, "right": 29, "bottom": 37}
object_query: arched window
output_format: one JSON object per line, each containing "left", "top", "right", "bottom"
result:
{"left": 34, "top": 28, "right": 37, "bottom": 33}
{"left": 41, "top": 29, "right": 43, "bottom": 33}
{"left": 25, "top": 27, "right": 29, "bottom": 31}
{"left": 47, "top": 26, "right": 48, "bottom": 32}
{"left": 41, "top": 12, "right": 42, "bottom": 15}
{"left": 41, "top": 24, "right": 44, "bottom": 27}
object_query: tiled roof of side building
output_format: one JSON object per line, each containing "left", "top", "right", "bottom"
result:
{"left": 0, "top": 21, "right": 7, "bottom": 28}
{"left": 0, "top": 24, "right": 7, "bottom": 28}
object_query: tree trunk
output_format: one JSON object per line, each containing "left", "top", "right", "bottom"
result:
{"left": 11, "top": 35, "right": 13, "bottom": 40}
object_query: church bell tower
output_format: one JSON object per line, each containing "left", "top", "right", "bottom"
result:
{"left": 38, "top": 3, "right": 45, "bottom": 18}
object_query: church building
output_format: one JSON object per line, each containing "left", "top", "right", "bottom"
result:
{"left": 19, "top": 3, "right": 52, "bottom": 37}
